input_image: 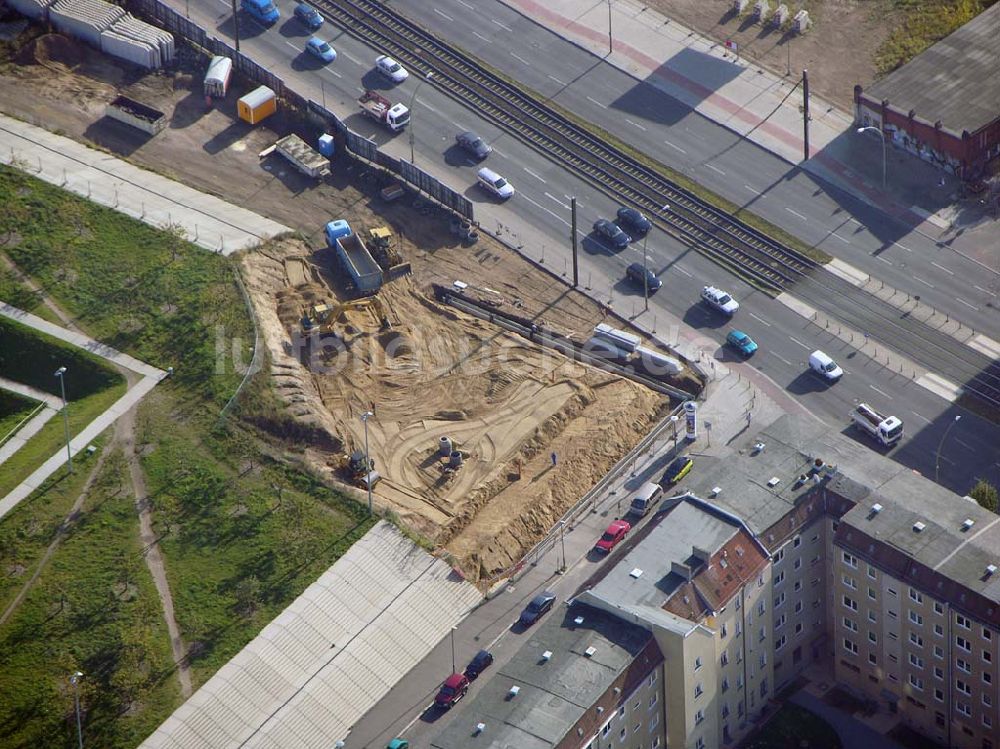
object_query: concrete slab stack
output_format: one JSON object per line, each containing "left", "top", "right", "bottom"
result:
{"left": 48, "top": 0, "right": 124, "bottom": 47}
{"left": 4, "top": 0, "right": 56, "bottom": 20}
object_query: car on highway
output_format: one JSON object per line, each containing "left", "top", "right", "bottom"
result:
{"left": 726, "top": 329, "right": 758, "bottom": 356}
{"left": 305, "top": 37, "right": 337, "bottom": 63}
{"left": 701, "top": 285, "right": 739, "bottom": 315}
{"left": 293, "top": 2, "right": 323, "bottom": 30}
{"left": 477, "top": 167, "right": 514, "bottom": 200}
{"left": 594, "top": 519, "right": 631, "bottom": 554}
{"left": 809, "top": 350, "right": 843, "bottom": 383}
{"left": 463, "top": 649, "right": 494, "bottom": 680}
{"left": 375, "top": 54, "right": 409, "bottom": 84}
{"left": 616, "top": 206, "right": 652, "bottom": 236}
{"left": 434, "top": 672, "right": 470, "bottom": 709}
{"left": 456, "top": 130, "right": 492, "bottom": 160}
{"left": 519, "top": 591, "right": 556, "bottom": 626}
{"left": 662, "top": 455, "right": 693, "bottom": 485}
{"left": 593, "top": 218, "right": 630, "bottom": 250}
{"left": 387, "top": 741, "right": 409, "bottom": 749}
{"left": 626, "top": 262, "right": 661, "bottom": 292}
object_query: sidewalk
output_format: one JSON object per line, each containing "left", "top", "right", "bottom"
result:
{"left": 500, "top": 0, "right": 989, "bottom": 236}
{"left": 0, "top": 114, "right": 290, "bottom": 256}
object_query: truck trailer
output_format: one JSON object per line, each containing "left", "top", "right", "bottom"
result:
{"left": 327, "top": 222, "right": 383, "bottom": 295}
{"left": 851, "top": 402, "right": 903, "bottom": 446}
{"left": 275, "top": 134, "right": 330, "bottom": 178}
{"left": 358, "top": 90, "right": 410, "bottom": 131}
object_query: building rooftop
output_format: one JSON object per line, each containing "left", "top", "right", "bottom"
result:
{"left": 865, "top": 2, "right": 1000, "bottom": 134}
{"left": 429, "top": 604, "right": 657, "bottom": 749}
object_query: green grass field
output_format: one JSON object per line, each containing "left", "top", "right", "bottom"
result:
{"left": 0, "top": 388, "right": 39, "bottom": 442}
{"left": 0, "top": 165, "right": 375, "bottom": 748}
{"left": 876, "top": 0, "right": 995, "bottom": 75}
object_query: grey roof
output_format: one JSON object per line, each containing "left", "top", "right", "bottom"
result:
{"left": 865, "top": 1, "right": 1000, "bottom": 133}
{"left": 586, "top": 501, "right": 739, "bottom": 612}
{"left": 430, "top": 605, "right": 653, "bottom": 749}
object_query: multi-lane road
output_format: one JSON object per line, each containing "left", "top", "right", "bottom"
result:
{"left": 177, "top": 0, "right": 999, "bottom": 491}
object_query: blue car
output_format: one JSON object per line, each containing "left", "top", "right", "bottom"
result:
{"left": 726, "top": 330, "right": 758, "bottom": 356}
{"left": 293, "top": 2, "right": 323, "bottom": 29}
{"left": 305, "top": 37, "right": 337, "bottom": 63}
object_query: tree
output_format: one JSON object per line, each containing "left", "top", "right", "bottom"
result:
{"left": 970, "top": 480, "right": 998, "bottom": 514}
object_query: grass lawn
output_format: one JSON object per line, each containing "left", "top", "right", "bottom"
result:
{"left": 875, "top": 0, "right": 995, "bottom": 75}
{"left": 0, "top": 264, "right": 60, "bottom": 324}
{"left": 0, "top": 164, "right": 376, "bottom": 747}
{"left": 743, "top": 703, "right": 843, "bottom": 749}
{"left": 0, "top": 388, "right": 39, "bottom": 442}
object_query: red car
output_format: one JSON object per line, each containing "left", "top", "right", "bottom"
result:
{"left": 434, "top": 673, "right": 470, "bottom": 709}
{"left": 595, "top": 519, "right": 631, "bottom": 553}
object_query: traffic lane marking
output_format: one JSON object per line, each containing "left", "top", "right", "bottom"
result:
{"left": 931, "top": 261, "right": 954, "bottom": 275}
{"left": 587, "top": 96, "right": 608, "bottom": 109}
{"left": 544, "top": 192, "right": 569, "bottom": 210}
{"left": 523, "top": 167, "right": 545, "bottom": 183}
{"left": 492, "top": 19, "right": 513, "bottom": 31}
{"left": 788, "top": 336, "right": 810, "bottom": 349}
{"left": 664, "top": 139, "right": 687, "bottom": 154}
{"left": 520, "top": 193, "right": 570, "bottom": 227}
{"left": 626, "top": 119, "right": 648, "bottom": 131}
{"left": 785, "top": 207, "right": 807, "bottom": 221}
{"left": 869, "top": 384, "right": 892, "bottom": 399}
{"left": 706, "top": 164, "right": 725, "bottom": 175}
{"left": 915, "top": 276, "right": 934, "bottom": 288}
{"left": 511, "top": 51, "right": 529, "bottom": 64}
{"left": 749, "top": 312, "right": 772, "bottom": 326}
{"left": 771, "top": 352, "right": 792, "bottom": 366}
{"left": 434, "top": 8, "right": 453, "bottom": 21}
{"left": 473, "top": 31, "right": 492, "bottom": 43}
{"left": 955, "top": 298, "right": 978, "bottom": 311}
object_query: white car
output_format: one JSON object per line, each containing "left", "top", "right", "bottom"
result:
{"left": 477, "top": 167, "right": 514, "bottom": 200}
{"left": 700, "top": 286, "right": 739, "bottom": 316}
{"left": 375, "top": 55, "right": 409, "bottom": 84}
{"left": 809, "top": 350, "right": 844, "bottom": 382}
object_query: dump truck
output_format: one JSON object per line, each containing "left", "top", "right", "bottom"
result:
{"left": 851, "top": 402, "right": 903, "bottom": 447}
{"left": 327, "top": 221, "right": 383, "bottom": 295}
{"left": 358, "top": 90, "right": 410, "bottom": 131}
{"left": 275, "top": 134, "right": 330, "bottom": 178}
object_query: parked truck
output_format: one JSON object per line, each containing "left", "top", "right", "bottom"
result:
{"left": 326, "top": 221, "right": 383, "bottom": 295}
{"left": 851, "top": 402, "right": 903, "bottom": 446}
{"left": 240, "top": 0, "right": 279, "bottom": 24}
{"left": 275, "top": 134, "right": 330, "bottom": 178}
{"left": 358, "top": 90, "right": 410, "bottom": 131}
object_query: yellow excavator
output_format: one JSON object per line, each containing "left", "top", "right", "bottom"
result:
{"left": 301, "top": 298, "right": 391, "bottom": 334}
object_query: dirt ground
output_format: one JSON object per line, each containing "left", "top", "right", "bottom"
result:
{"left": 645, "top": 0, "right": 902, "bottom": 109}
{"left": 0, "top": 34, "right": 681, "bottom": 580}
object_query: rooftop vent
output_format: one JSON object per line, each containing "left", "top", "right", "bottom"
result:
{"left": 574, "top": 615, "right": 585, "bottom": 625}
{"left": 987, "top": 564, "right": 998, "bottom": 577}
{"left": 752, "top": 441, "right": 766, "bottom": 454}
{"left": 962, "top": 518, "right": 975, "bottom": 531}
{"left": 585, "top": 646, "right": 597, "bottom": 657}
{"left": 613, "top": 687, "right": 621, "bottom": 695}
{"left": 453, "top": 280, "right": 469, "bottom": 290}
{"left": 710, "top": 486, "right": 722, "bottom": 498}
{"left": 597, "top": 706, "right": 604, "bottom": 714}
{"left": 475, "top": 722, "right": 486, "bottom": 735}
{"left": 871, "top": 503, "right": 883, "bottom": 515}
{"left": 630, "top": 568, "right": 643, "bottom": 579}
{"left": 541, "top": 650, "right": 552, "bottom": 662}
{"left": 767, "top": 477, "right": 781, "bottom": 487}
{"left": 508, "top": 685, "right": 520, "bottom": 698}
{"left": 913, "top": 521, "right": 926, "bottom": 533}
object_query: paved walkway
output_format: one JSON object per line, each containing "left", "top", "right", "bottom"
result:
{"left": 790, "top": 690, "right": 906, "bottom": 749}
{"left": 0, "top": 114, "right": 290, "bottom": 256}
{"left": 500, "top": 0, "right": 988, "bottom": 233}
{"left": 0, "top": 303, "right": 167, "bottom": 521}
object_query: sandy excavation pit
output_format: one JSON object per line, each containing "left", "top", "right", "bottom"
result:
{"left": 245, "top": 240, "right": 670, "bottom": 581}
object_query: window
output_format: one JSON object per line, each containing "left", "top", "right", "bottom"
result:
{"left": 619, "top": 727, "right": 626, "bottom": 741}
{"left": 649, "top": 671, "right": 658, "bottom": 686}
{"left": 722, "top": 678, "right": 729, "bottom": 692}
{"left": 984, "top": 651, "right": 992, "bottom": 664}
{"left": 775, "top": 592, "right": 786, "bottom": 608}
{"left": 735, "top": 597, "right": 742, "bottom": 611}
{"left": 935, "top": 688, "right": 944, "bottom": 702}
{"left": 795, "top": 601, "right": 803, "bottom": 614}
{"left": 869, "top": 631, "right": 878, "bottom": 644}
{"left": 843, "top": 595, "right": 858, "bottom": 611}
{"left": 775, "top": 549, "right": 785, "bottom": 563}
{"left": 649, "top": 692, "right": 658, "bottom": 708}
{"left": 934, "top": 601, "right": 944, "bottom": 615}
{"left": 721, "top": 651, "right": 729, "bottom": 666}
{"left": 868, "top": 565, "right": 877, "bottom": 579}
{"left": 844, "top": 638, "right": 859, "bottom": 654}
{"left": 888, "top": 587, "right": 898, "bottom": 597}
{"left": 889, "top": 610, "right": 898, "bottom": 620}
{"left": 910, "top": 674, "right": 924, "bottom": 690}
{"left": 618, "top": 706, "right": 625, "bottom": 718}
{"left": 811, "top": 555, "right": 821, "bottom": 566}
{"left": 869, "top": 611, "right": 877, "bottom": 623}
{"left": 696, "top": 737, "right": 705, "bottom": 749}
{"left": 984, "top": 694, "right": 993, "bottom": 708}
{"left": 958, "top": 659, "right": 971, "bottom": 674}
{"left": 760, "top": 652, "right": 767, "bottom": 667}
{"left": 695, "top": 656, "right": 703, "bottom": 671}
{"left": 737, "top": 675, "right": 744, "bottom": 689}
{"left": 985, "top": 714, "right": 993, "bottom": 729}
{"left": 794, "top": 558, "right": 802, "bottom": 570}
{"left": 984, "top": 628, "right": 993, "bottom": 642}
{"left": 843, "top": 552, "right": 858, "bottom": 569}
{"left": 984, "top": 672, "right": 993, "bottom": 685}
{"left": 694, "top": 683, "right": 703, "bottom": 698}
{"left": 758, "top": 600, "right": 766, "bottom": 615}
{"left": 843, "top": 574, "right": 858, "bottom": 590}
{"left": 776, "top": 614, "right": 786, "bottom": 629}
{"left": 794, "top": 580, "right": 802, "bottom": 592}
{"left": 957, "top": 614, "right": 972, "bottom": 630}
{"left": 776, "top": 634, "right": 787, "bottom": 650}
{"left": 869, "top": 653, "right": 878, "bottom": 665}
{"left": 910, "top": 653, "right": 924, "bottom": 669}
{"left": 758, "top": 574, "right": 764, "bottom": 588}
{"left": 759, "top": 627, "right": 766, "bottom": 643}
{"left": 793, "top": 536, "right": 801, "bottom": 548}
{"left": 796, "top": 622, "right": 803, "bottom": 634}
{"left": 935, "top": 624, "right": 944, "bottom": 637}
{"left": 695, "top": 709, "right": 705, "bottom": 725}
{"left": 958, "top": 636, "right": 972, "bottom": 652}
{"left": 889, "top": 632, "right": 899, "bottom": 641}
{"left": 957, "top": 679, "right": 972, "bottom": 696}
{"left": 775, "top": 571, "right": 785, "bottom": 586}
{"left": 910, "top": 588, "right": 924, "bottom": 604}
{"left": 844, "top": 617, "right": 859, "bottom": 632}
{"left": 760, "top": 679, "right": 769, "bottom": 697}
{"left": 935, "top": 667, "right": 944, "bottom": 680}
{"left": 868, "top": 587, "right": 877, "bottom": 600}
{"left": 910, "top": 632, "right": 924, "bottom": 648}
{"left": 958, "top": 702, "right": 972, "bottom": 717}
{"left": 910, "top": 610, "right": 924, "bottom": 626}
{"left": 721, "top": 623, "right": 728, "bottom": 638}
{"left": 935, "top": 645, "right": 944, "bottom": 659}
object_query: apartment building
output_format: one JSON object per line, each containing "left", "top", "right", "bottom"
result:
{"left": 427, "top": 413, "right": 1000, "bottom": 749}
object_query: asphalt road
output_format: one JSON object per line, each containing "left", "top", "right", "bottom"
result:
{"left": 176, "top": 0, "right": 1000, "bottom": 494}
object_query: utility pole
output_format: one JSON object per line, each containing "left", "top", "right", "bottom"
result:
{"left": 55, "top": 367, "right": 72, "bottom": 474}
{"left": 607, "top": 0, "right": 613, "bottom": 53}
{"left": 229, "top": 0, "right": 241, "bottom": 52}
{"left": 642, "top": 234, "right": 650, "bottom": 312}
{"left": 570, "top": 197, "right": 579, "bottom": 288}
{"left": 802, "top": 69, "right": 810, "bottom": 161}
{"left": 71, "top": 671, "right": 83, "bottom": 749}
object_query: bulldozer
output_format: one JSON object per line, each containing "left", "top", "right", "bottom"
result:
{"left": 301, "top": 297, "right": 391, "bottom": 334}
{"left": 367, "top": 226, "right": 402, "bottom": 270}
{"left": 338, "top": 450, "right": 380, "bottom": 489}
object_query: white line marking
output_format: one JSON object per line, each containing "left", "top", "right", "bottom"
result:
{"left": 893, "top": 242, "right": 912, "bottom": 252}
{"left": 664, "top": 139, "right": 686, "bottom": 154}
{"left": 341, "top": 51, "right": 362, "bottom": 66}
{"left": 706, "top": 164, "right": 725, "bottom": 175}
{"left": 520, "top": 194, "right": 570, "bottom": 226}
{"left": 749, "top": 312, "right": 771, "bottom": 327}
{"left": 422, "top": 103, "right": 439, "bottom": 115}
{"left": 911, "top": 411, "right": 931, "bottom": 424}
{"left": 492, "top": 147, "right": 505, "bottom": 158}
{"left": 523, "top": 167, "right": 545, "bottom": 183}
{"left": 492, "top": 18, "right": 513, "bottom": 31}
{"left": 473, "top": 31, "right": 492, "bottom": 43}
{"left": 772, "top": 352, "right": 792, "bottom": 366}
{"left": 955, "top": 437, "right": 974, "bottom": 450}
{"left": 324, "top": 69, "right": 342, "bottom": 79}
{"left": 625, "top": 119, "right": 647, "bottom": 131}
{"left": 587, "top": 96, "right": 608, "bottom": 109}
{"left": 788, "top": 336, "right": 810, "bottom": 349}
{"left": 830, "top": 233, "right": 849, "bottom": 244}
{"left": 544, "top": 192, "right": 568, "bottom": 209}
{"left": 434, "top": 8, "right": 453, "bottom": 21}
{"left": 785, "top": 207, "right": 807, "bottom": 220}
{"left": 870, "top": 385, "right": 892, "bottom": 399}
{"left": 974, "top": 285, "right": 990, "bottom": 293}
{"left": 914, "top": 276, "right": 935, "bottom": 288}
{"left": 456, "top": 0, "right": 473, "bottom": 8}
{"left": 548, "top": 75, "right": 565, "bottom": 85}
{"left": 744, "top": 184, "right": 761, "bottom": 194}
{"left": 930, "top": 261, "right": 954, "bottom": 275}
{"left": 877, "top": 256, "right": 892, "bottom": 265}
{"left": 510, "top": 51, "right": 529, "bottom": 64}
{"left": 938, "top": 454, "right": 955, "bottom": 467}
{"left": 956, "top": 298, "right": 979, "bottom": 311}
{"left": 673, "top": 265, "right": 692, "bottom": 277}
{"left": 284, "top": 40, "right": 299, "bottom": 51}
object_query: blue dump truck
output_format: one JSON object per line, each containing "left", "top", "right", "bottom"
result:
{"left": 240, "top": 0, "right": 279, "bottom": 24}
{"left": 325, "top": 220, "right": 383, "bottom": 295}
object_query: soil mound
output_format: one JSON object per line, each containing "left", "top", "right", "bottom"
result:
{"left": 18, "top": 33, "right": 85, "bottom": 72}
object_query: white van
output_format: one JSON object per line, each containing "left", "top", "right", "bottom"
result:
{"left": 809, "top": 350, "right": 843, "bottom": 382}
{"left": 629, "top": 481, "right": 663, "bottom": 517}
{"left": 477, "top": 167, "right": 514, "bottom": 200}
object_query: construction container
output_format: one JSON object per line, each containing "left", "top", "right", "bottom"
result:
{"left": 317, "top": 133, "right": 335, "bottom": 157}
{"left": 334, "top": 233, "right": 383, "bottom": 295}
{"left": 104, "top": 95, "right": 166, "bottom": 135}
{"left": 237, "top": 86, "right": 276, "bottom": 125}
{"left": 204, "top": 55, "right": 232, "bottom": 98}
{"left": 275, "top": 134, "right": 330, "bottom": 178}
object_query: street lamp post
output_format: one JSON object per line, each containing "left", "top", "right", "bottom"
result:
{"left": 856, "top": 125, "right": 887, "bottom": 190}
{"left": 361, "top": 410, "right": 374, "bottom": 515}
{"left": 642, "top": 233, "right": 649, "bottom": 312}
{"left": 558, "top": 520, "right": 567, "bottom": 573}
{"left": 607, "top": 0, "right": 613, "bottom": 53}
{"left": 408, "top": 72, "right": 434, "bottom": 165}
{"left": 450, "top": 625, "right": 457, "bottom": 673}
{"left": 670, "top": 414, "right": 679, "bottom": 449}
{"left": 935, "top": 414, "right": 961, "bottom": 484}
{"left": 54, "top": 367, "right": 72, "bottom": 474}
{"left": 70, "top": 671, "right": 83, "bottom": 749}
